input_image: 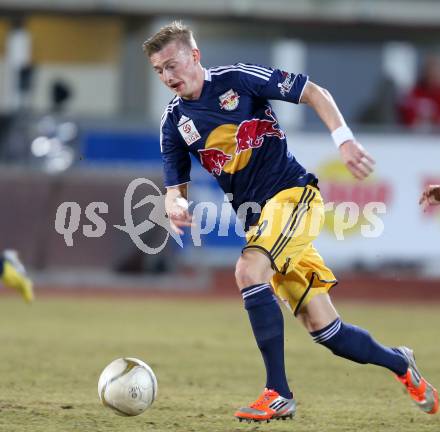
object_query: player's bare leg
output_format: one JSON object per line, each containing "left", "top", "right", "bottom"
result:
{"left": 295, "top": 292, "right": 339, "bottom": 332}
{"left": 235, "top": 249, "right": 274, "bottom": 289}
{"left": 234, "top": 249, "right": 296, "bottom": 423}
{"left": 297, "top": 293, "right": 438, "bottom": 414}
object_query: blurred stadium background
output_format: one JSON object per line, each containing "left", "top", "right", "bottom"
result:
{"left": 1, "top": 0, "right": 440, "bottom": 298}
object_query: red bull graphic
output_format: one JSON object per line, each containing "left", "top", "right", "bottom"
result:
{"left": 235, "top": 107, "right": 285, "bottom": 154}
{"left": 219, "top": 89, "right": 240, "bottom": 111}
{"left": 198, "top": 148, "right": 232, "bottom": 176}
{"left": 200, "top": 107, "right": 285, "bottom": 176}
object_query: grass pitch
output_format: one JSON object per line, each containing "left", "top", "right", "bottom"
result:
{"left": 0, "top": 296, "right": 439, "bottom": 432}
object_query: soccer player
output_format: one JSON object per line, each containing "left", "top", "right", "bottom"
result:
{"left": 420, "top": 184, "right": 440, "bottom": 209}
{"left": 0, "top": 250, "right": 34, "bottom": 302}
{"left": 143, "top": 22, "right": 439, "bottom": 421}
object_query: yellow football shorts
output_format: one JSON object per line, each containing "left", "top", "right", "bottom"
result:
{"left": 243, "top": 184, "right": 337, "bottom": 315}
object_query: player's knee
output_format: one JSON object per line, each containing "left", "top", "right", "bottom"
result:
{"left": 298, "top": 313, "right": 328, "bottom": 333}
{"left": 235, "top": 249, "right": 274, "bottom": 290}
{"left": 235, "top": 256, "right": 272, "bottom": 290}
{"left": 235, "top": 264, "right": 256, "bottom": 289}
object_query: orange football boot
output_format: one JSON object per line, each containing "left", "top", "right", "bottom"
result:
{"left": 234, "top": 388, "right": 296, "bottom": 423}
{"left": 395, "top": 347, "right": 438, "bottom": 414}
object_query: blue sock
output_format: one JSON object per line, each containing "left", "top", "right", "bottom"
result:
{"left": 310, "top": 318, "right": 408, "bottom": 376}
{"left": 242, "top": 283, "right": 291, "bottom": 398}
{"left": 0, "top": 258, "right": 3, "bottom": 276}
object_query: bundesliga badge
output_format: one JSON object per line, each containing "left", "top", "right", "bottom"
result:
{"left": 219, "top": 89, "right": 240, "bottom": 111}
{"left": 178, "top": 116, "right": 201, "bottom": 146}
{"left": 277, "top": 72, "right": 295, "bottom": 97}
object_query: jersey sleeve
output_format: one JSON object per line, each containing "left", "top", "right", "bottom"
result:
{"left": 237, "top": 63, "right": 309, "bottom": 104}
{"left": 160, "top": 114, "right": 191, "bottom": 187}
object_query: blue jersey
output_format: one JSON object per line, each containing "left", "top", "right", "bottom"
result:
{"left": 160, "top": 63, "right": 317, "bottom": 230}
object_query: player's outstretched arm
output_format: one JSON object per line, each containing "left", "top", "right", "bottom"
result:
{"left": 165, "top": 184, "right": 193, "bottom": 235}
{"left": 300, "top": 81, "right": 375, "bottom": 180}
{"left": 419, "top": 184, "right": 440, "bottom": 210}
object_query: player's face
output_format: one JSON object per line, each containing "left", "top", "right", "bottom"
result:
{"left": 150, "top": 41, "right": 203, "bottom": 100}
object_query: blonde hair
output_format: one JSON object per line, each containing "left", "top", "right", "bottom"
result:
{"left": 143, "top": 21, "right": 196, "bottom": 56}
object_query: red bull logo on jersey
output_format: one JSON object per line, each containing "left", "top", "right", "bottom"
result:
{"left": 200, "top": 107, "right": 285, "bottom": 176}
{"left": 219, "top": 89, "right": 240, "bottom": 111}
{"left": 198, "top": 148, "right": 233, "bottom": 176}
{"left": 235, "top": 107, "right": 285, "bottom": 154}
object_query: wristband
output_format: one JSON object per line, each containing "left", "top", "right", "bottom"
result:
{"left": 331, "top": 125, "right": 354, "bottom": 148}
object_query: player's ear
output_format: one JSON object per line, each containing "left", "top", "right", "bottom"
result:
{"left": 192, "top": 48, "right": 201, "bottom": 64}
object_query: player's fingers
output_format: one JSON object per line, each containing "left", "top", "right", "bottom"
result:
{"left": 173, "top": 219, "right": 194, "bottom": 227}
{"left": 356, "top": 163, "right": 371, "bottom": 178}
{"left": 359, "top": 151, "right": 375, "bottom": 165}
{"left": 357, "top": 157, "right": 374, "bottom": 176}
{"left": 170, "top": 220, "right": 184, "bottom": 235}
{"left": 350, "top": 159, "right": 369, "bottom": 177}
{"left": 419, "top": 191, "right": 428, "bottom": 205}
{"left": 170, "top": 211, "right": 192, "bottom": 222}
{"left": 347, "top": 162, "right": 365, "bottom": 180}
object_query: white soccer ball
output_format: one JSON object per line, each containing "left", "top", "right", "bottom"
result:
{"left": 98, "top": 357, "right": 158, "bottom": 416}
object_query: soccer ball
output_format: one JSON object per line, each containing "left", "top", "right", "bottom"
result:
{"left": 98, "top": 357, "right": 158, "bottom": 416}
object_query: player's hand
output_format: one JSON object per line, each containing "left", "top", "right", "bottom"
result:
{"left": 339, "top": 140, "right": 375, "bottom": 180}
{"left": 165, "top": 196, "right": 193, "bottom": 235}
{"left": 419, "top": 185, "right": 440, "bottom": 211}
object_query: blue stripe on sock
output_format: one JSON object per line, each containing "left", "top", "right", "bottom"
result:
{"left": 312, "top": 318, "right": 342, "bottom": 343}
{"left": 242, "top": 284, "right": 273, "bottom": 309}
{"left": 241, "top": 283, "right": 270, "bottom": 295}
{"left": 242, "top": 283, "right": 271, "bottom": 300}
